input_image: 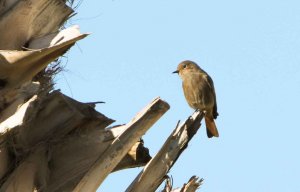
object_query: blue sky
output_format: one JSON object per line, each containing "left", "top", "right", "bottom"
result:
{"left": 57, "top": 0, "right": 300, "bottom": 191}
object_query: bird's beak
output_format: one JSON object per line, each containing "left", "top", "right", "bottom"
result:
{"left": 172, "top": 70, "right": 179, "bottom": 74}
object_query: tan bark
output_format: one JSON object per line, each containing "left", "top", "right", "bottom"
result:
{"left": 0, "top": 94, "right": 37, "bottom": 133}
{"left": 0, "top": 0, "right": 73, "bottom": 50}
{"left": 0, "top": 82, "right": 40, "bottom": 124}
{"left": 14, "top": 91, "right": 113, "bottom": 150}
{"left": 46, "top": 137, "right": 150, "bottom": 192}
{"left": 73, "top": 97, "right": 170, "bottom": 192}
{"left": 0, "top": 32, "right": 87, "bottom": 94}
{"left": 1, "top": 94, "right": 154, "bottom": 192}
{"left": 0, "top": 146, "right": 48, "bottom": 192}
{"left": 0, "top": 140, "right": 10, "bottom": 181}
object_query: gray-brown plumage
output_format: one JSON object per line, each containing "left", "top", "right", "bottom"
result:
{"left": 173, "top": 60, "right": 219, "bottom": 138}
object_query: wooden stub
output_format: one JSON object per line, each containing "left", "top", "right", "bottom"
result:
{"left": 162, "top": 175, "right": 203, "bottom": 192}
{"left": 126, "top": 111, "right": 204, "bottom": 192}
{"left": 73, "top": 97, "right": 170, "bottom": 192}
{"left": 179, "top": 176, "right": 203, "bottom": 192}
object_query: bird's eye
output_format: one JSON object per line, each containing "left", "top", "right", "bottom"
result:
{"left": 183, "top": 64, "right": 187, "bottom": 69}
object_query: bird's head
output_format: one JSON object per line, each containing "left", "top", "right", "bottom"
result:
{"left": 173, "top": 60, "right": 201, "bottom": 78}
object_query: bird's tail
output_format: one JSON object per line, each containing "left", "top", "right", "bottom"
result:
{"left": 205, "top": 116, "right": 219, "bottom": 138}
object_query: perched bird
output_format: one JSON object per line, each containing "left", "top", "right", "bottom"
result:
{"left": 173, "top": 60, "right": 219, "bottom": 138}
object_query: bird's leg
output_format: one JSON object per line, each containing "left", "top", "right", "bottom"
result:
{"left": 194, "top": 109, "right": 206, "bottom": 115}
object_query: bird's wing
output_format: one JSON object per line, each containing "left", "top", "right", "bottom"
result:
{"left": 204, "top": 74, "right": 218, "bottom": 119}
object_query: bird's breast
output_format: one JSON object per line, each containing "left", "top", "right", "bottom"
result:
{"left": 182, "top": 77, "right": 204, "bottom": 109}
{"left": 182, "top": 73, "right": 214, "bottom": 110}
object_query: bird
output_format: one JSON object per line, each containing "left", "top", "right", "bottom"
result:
{"left": 173, "top": 60, "right": 219, "bottom": 138}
